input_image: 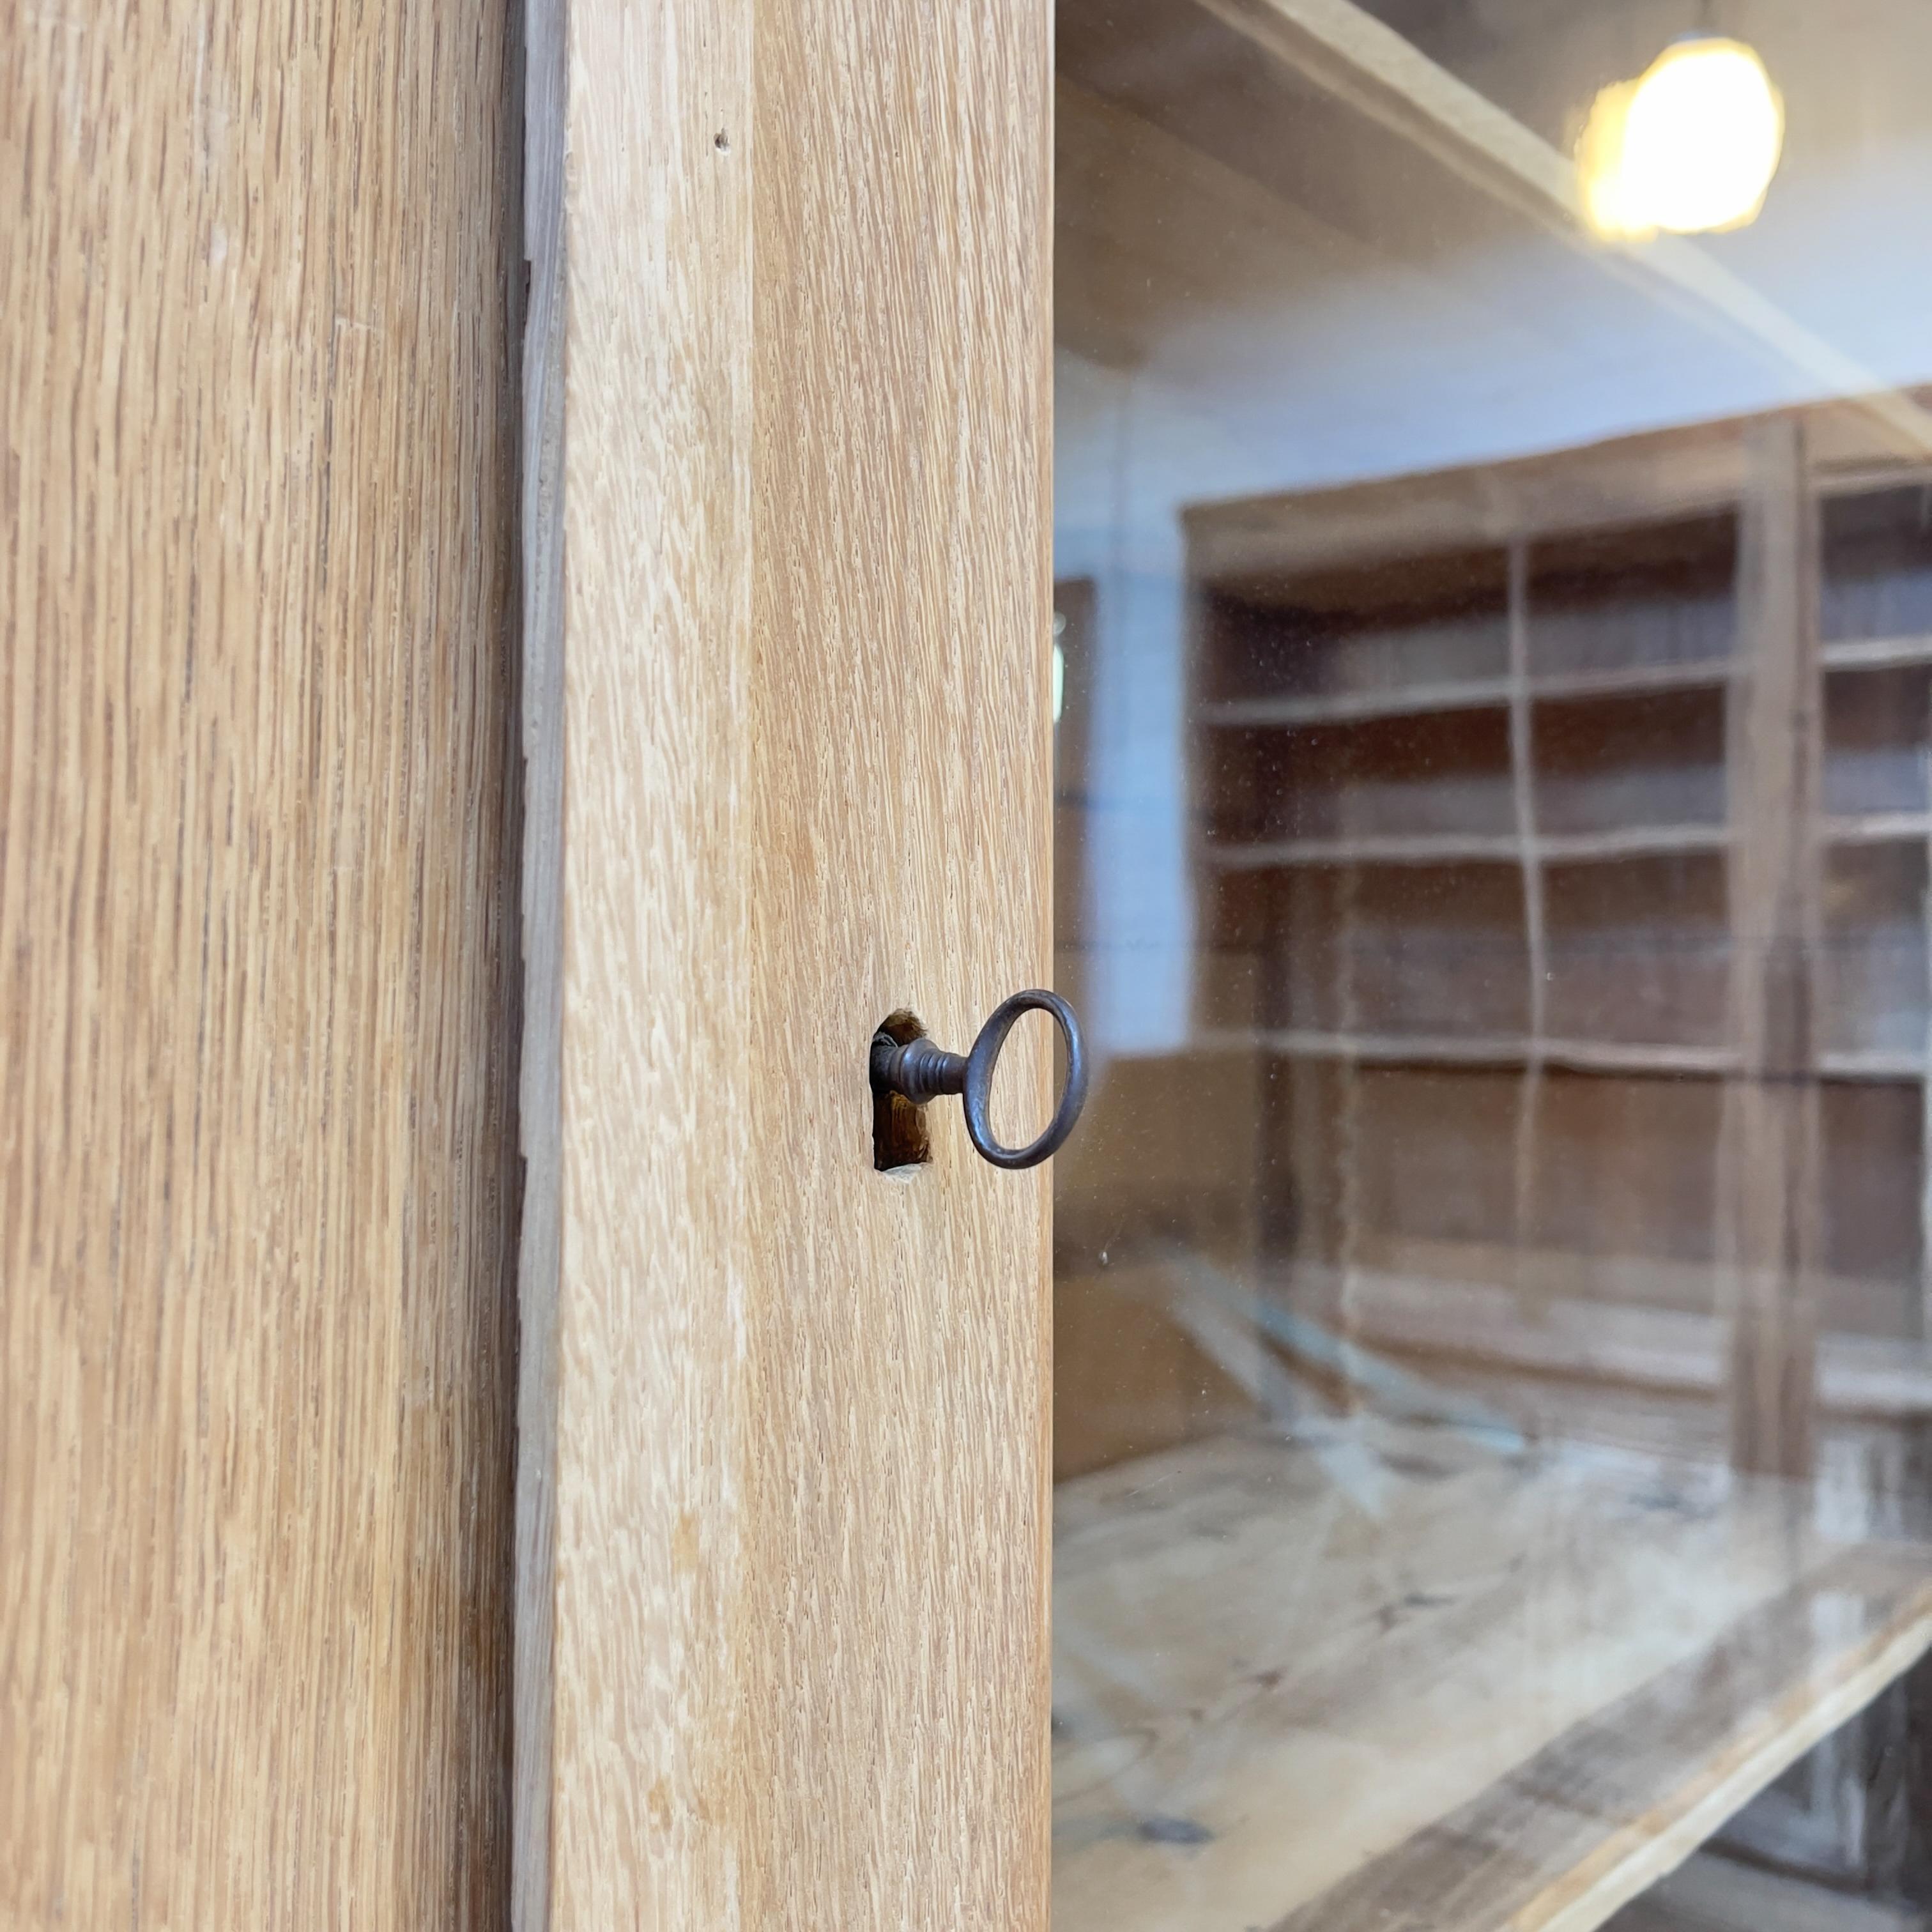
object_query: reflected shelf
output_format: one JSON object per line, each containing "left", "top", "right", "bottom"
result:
{"left": 1822, "top": 811, "right": 1932, "bottom": 847}
{"left": 1206, "top": 825, "right": 1729, "bottom": 868}
{"left": 1197, "top": 1027, "right": 1928, "bottom": 1082}
{"left": 1194, "top": 633, "right": 1932, "bottom": 732}
{"left": 1206, "top": 811, "right": 1932, "bottom": 870}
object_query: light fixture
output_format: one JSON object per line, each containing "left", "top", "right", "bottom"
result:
{"left": 1577, "top": 36, "right": 1784, "bottom": 241}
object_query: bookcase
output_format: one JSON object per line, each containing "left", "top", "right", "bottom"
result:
{"left": 1048, "top": 395, "right": 1932, "bottom": 1932}
{"left": 1183, "top": 398, "right": 1932, "bottom": 1475}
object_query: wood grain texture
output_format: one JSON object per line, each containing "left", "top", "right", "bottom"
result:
{"left": 518, "top": 1, "right": 1054, "bottom": 1926}
{"left": 514, "top": 0, "right": 566, "bottom": 1919}
{"left": 1, "top": 0, "right": 523, "bottom": 1923}
{"left": 1052, "top": 1425, "right": 1932, "bottom": 1932}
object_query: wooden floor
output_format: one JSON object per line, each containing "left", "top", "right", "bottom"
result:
{"left": 1052, "top": 1422, "right": 1932, "bottom": 1932}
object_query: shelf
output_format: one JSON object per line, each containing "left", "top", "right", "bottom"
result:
{"left": 1053, "top": 1423, "right": 1932, "bottom": 1932}
{"left": 1542, "top": 824, "right": 1730, "bottom": 863}
{"left": 1200, "top": 1029, "right": 1930, "bottom": 1082}
{"left": 1199, "top": 658, "right": 1728, "bottom": 730}
{"left": 1202, "top": 1027, "right": 1737, "bottom": 1077}
{"left": 1824, "top": 633, "right": 1932, "bottom": 674}
{"left": 1817, "top": 1046, "right": 1929, "bottom": 1081}
{"left": 1207, "top": 813, "right": 1932, "bottom": 871}
{"left": 1201, "top": 1026, "right": 1535, "bottom": 1067}
{"left": 1210, "top": 832, "right": 1525, "bottom": 869}
{"left": 1194, "top": 636, "right": 1932, "bottom": 732}
{"left": 1823, "top": 811, "right": 1932, "bottom": 847}
{"left": 1209, "top": 825, "right": 1729, "bottom": 870}
{"left": 1199, "top": 673, "right": 1514, "bottom": 730}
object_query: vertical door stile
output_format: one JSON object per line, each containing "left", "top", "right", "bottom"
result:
{"left": 516, "top": 4, "right": 1055, "bottom": 1926}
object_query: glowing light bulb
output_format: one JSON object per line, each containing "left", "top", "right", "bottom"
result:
{"left": 1577, "top": 37, "right": 1784, "bottom": 241}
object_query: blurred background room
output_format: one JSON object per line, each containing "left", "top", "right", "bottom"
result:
{"left": 1046, "top": 4, "right": 1932, "bottom": 1926}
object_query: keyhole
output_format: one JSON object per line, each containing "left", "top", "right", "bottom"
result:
{"left": 873, "top": 1008, "right": 931, "bottom": 1172}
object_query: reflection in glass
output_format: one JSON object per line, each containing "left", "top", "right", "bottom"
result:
{"left": 1577, "top": 36, "right": 1784, "bottom": 240}
{"left": 1051, "top": 3, "right": 1932, "bottom": 1929}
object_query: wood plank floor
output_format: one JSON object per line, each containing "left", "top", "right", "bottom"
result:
{"left": 1052, "top": 1423, "right": 1932, "bottom": 1932}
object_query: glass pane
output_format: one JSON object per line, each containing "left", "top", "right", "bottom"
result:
{"left": 1050, "top": 5, "right": 1932, "bottom": 1928}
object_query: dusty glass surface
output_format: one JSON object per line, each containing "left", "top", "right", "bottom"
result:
{"left": 1049, "top": 6, "right": 1932, "bottom": 1928}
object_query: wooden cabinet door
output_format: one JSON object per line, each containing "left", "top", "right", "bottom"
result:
{"left": 3, "top": 0, "right": 522, "bottom": 1922}
{"left": 6, "top": 0, "right": 1050, "bottom": 1924}
{"left": 512, "top": 3, "right": 1055, "bottom": 1928}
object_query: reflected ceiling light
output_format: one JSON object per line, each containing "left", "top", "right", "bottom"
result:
{"left": 1577, "top": 36, "right": 1784, "bottom": 240}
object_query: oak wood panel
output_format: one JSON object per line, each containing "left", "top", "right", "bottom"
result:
{"left": 512, "top": 0, "right": 565, "bottom": 1919}
{"left": 518, "top": 1, "right": 1054, "bottom": 1926}
{"left": 1, "top": 0, "right": 523, "bottom": 1923}
{"left": 1052, "top": 1427, "right": 1932, "bottom": 1932}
